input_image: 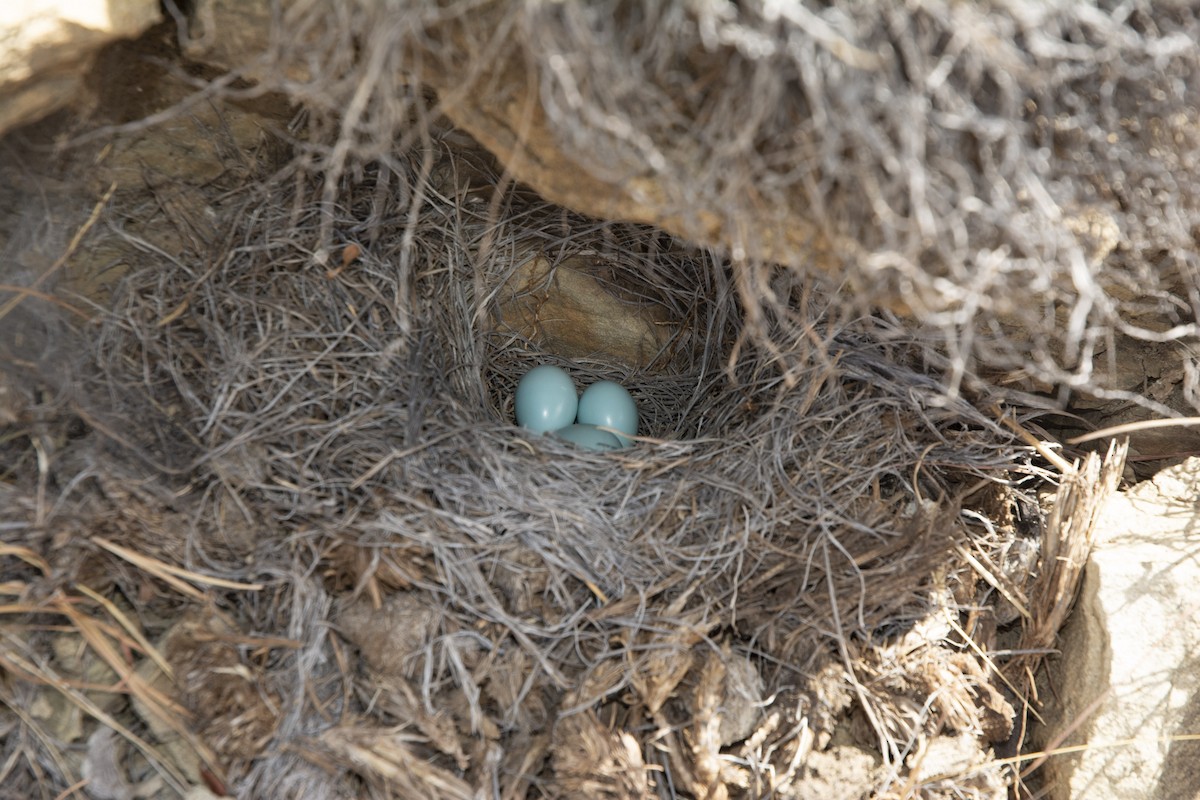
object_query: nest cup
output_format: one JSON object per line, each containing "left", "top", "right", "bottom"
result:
{"left": 481, "top": 229, "right": 733, "bottom": 445}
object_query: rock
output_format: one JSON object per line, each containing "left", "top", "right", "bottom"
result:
{"left": 1039, "top": 456, "right": 1200, "bottom": 800}
{"left": 496, "top": 252, "right": 675, "bottom": 370}
{"left": 185, "top": 0, "right": 284, "bottom": 82}
{"left": 336, "top": 592, "right": 443, "bottom": 680}
{"left": 791, "top": 744, "right": 879, "bottom": 800}
{"left": 1043, "top": 337, "right": 1200, "bottom": 473}
{"left": 715, "top": 649, "right": 765, "bottom": 746}
{"left": 0, "top": 1, "right": 161, "bottom": 135}
{"left": 907, "top": 736, "right": 1006, "bottom": 800}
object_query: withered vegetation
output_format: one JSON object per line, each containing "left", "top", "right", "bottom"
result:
{"left": 1, "top": 1, "right": 1186, "bottom": 798}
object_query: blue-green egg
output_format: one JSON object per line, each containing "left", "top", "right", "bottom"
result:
{"left": 577, "top": 380, "right": 638, "bottom": 446}
{"left": 515, "top": 365, "right": 578, "bottom": 433}
{"left": 553, "top": 423, "right": 622, "bottom": 451}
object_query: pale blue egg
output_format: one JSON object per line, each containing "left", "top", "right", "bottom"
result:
{"left": 577, "top": 380, "right": 638, "bottom": 446}
{"left": 515, "top": 365, "right": 578, "bottom": 433}
{"left": 553, "top": 423, "right": 622, "bottom": 451}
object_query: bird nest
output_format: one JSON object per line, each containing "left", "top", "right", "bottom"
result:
{"left": 2, "top": 122, "right": 1093, "bottom": 799}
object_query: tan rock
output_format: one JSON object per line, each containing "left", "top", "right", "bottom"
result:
{"left": 184, "top": 0, "right": 280, "bottom": 82}
{"left": 1039, "top": 456, "right": 1200, "bottom": 800}
{"left": 496, "top": 253, "right": 674, "bottom": 370}
{"left": 0, "top": 1, "right": 161, "bottom": 134}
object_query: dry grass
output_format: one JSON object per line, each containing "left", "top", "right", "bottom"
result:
{"left": 0, "top": 1, "right": 1185, "bottom": 798}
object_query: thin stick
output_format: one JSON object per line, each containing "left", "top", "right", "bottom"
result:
{"left": 944, "top": 732, "right": 1200, "bottom": 777}
{"left": 1067, "top": 416, "right": 1200, "bottom": 445}
{"left": 75, "top": 584, "right": 174, "bottom": 679}
{"left": 92, "top": 536, "right": 263, "bottom": 593}
{"left": 53, "top": 597, "right": 190, "bottom": 719}
{"left": 953, "top": 542, "right": 1032, "bottom": 621}
{"left": 995, "top": 406, "right": 1072, "bottom": 473}
{"left": 0, "top": 544, "right": 50, "bottom": 576}
{"left": 0, "top": 285, "right": 91, "bottom": 318}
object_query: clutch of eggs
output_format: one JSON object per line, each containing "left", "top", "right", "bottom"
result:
{"left": 514, "top": 365, "right": 638, "bottom": 451}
